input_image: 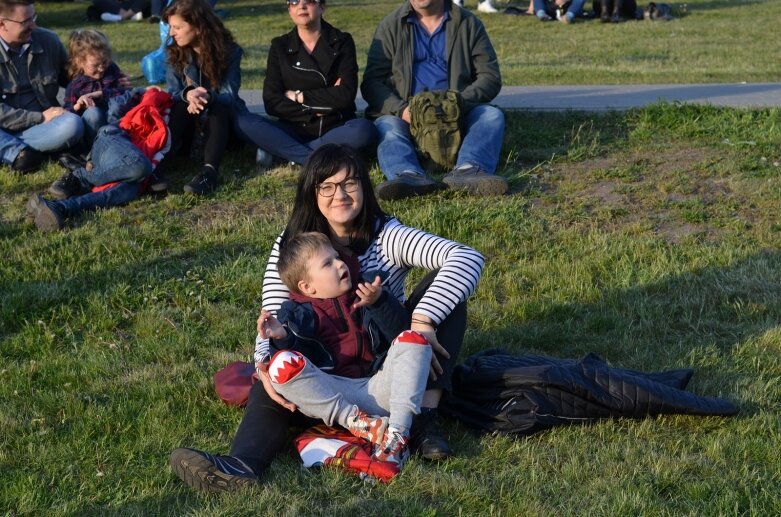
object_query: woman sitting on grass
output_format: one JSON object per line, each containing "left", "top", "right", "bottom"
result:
{"left": 169, "top": 143, "right": 484, "bottom": 492}
{"left": 235, "top": 0, "right": 376, "bottom": 168}
{"left": 162, "top": 0, "right": 246, "bottom": 195}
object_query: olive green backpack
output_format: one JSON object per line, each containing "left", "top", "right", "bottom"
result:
{"left": 408, "top": 89, "right": 464, "bottom": 170}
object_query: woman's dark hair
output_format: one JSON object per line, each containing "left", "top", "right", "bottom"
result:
{"left": 284, "top": 144, "right": 387, "bottom": 253}
{"left": 163, "top": 0, "right": 236, "bottom": 90}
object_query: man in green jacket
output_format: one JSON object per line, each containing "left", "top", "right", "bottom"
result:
{"left": 361, "top": 0, "right": 507, "bottom": 200}
{"left": 0, "top": 0, "right": 83, "bottom": 173}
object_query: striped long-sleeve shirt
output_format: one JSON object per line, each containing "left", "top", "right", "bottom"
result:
{"left": 254, "top": 217, "right": 485, "bottom": 362}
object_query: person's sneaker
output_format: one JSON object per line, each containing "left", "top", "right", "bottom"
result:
{"left": 409, "top": 409, "right": 452, "bottom": 461}
{"left": 442, "top": 164, "right": 508, "bottom": 196}
{"left": 149, "top": 173, "right": 169, "bottom": 193}
{"left": 169, "top": 448, "right": 257, "bottom": 493}
{"left": 256, "top": 148, "right": 273, "bottom": 170}
{"left": 375, "top": 172, "right": 442, "bottom": 201}
{"left": 184, "top": 166, "right": 220, "bottom": 195}
{"left": 611, "top": 13, "right": 622, "bottom": 22}
{"left": 536, "top": 9, "right": 552, "bottom": 21}
{"left": 148, "top": 14, "right": 161, "bottom": 23}
{"left": 373, "top": 427, "right": 410, "bottom": 468}
{"left": 452, "top": 0, "right": 462, "bottom": 5}
{"left": 600, "top": 11, "right": 611, "bottom": 22}
{"left": 100, "top": 12, "right": 122, "bottom": 22}
{"left": 477, "top": 1, "right": 499, "bottom": 14}
{"left": 49, "top": 172, "right": 88, "bottom": 200}
{"left": 57, "top": 152, "right": 87, "bottom": 173}
{"left": 130, "top": 11, "right": 143, "bottom": 21}
{"left": 11, "top": 147, "right": 44, "bottom": 174}
{"left": 28, "top": 194, "right": 65, "bottom": 232}
{"left": 346, "top": 405, "right": 389, "bottom": 446}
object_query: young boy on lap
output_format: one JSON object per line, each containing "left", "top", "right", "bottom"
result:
{"left": 258, "top": 231, "right": 432, "bottom": 468}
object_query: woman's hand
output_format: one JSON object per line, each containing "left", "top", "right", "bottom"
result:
{"left": 410, "top": 314, "right": 449, "bottom": 381}
{"left": 285, "top": 90, "right": 303, "bottom": 104}
{"left": 257, "top": 309, "right": 287, "bottom": 340}
{"left": 353, "top": 276, "right": 382, "bottom": 308}
{"left": 255, "top": 361, "right": 297, "bottom": 412}
{"left": 186, "top": 86, "right": 210, "bottom": 114}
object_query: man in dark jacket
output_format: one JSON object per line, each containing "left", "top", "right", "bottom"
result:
{"left": 0, "top": 0, "right": 83, "bottom": 173}
{"left": 361, "top": 0, "right": 507, "bottom": 200}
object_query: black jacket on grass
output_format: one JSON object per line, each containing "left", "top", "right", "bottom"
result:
{"left": 440, "top": 349, "right": 738, "bottom": 435}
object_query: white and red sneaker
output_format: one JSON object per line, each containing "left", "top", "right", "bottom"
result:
{"left": 346, "top": 405, "right": 388, "bottom": 447}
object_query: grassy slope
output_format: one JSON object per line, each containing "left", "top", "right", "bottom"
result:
{"left": 33, "top": 0, "right": 781, "bottom": 86}
{"left": 1, "top": 1, "right": 781, "bottom": 515}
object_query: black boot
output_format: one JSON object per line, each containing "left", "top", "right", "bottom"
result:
{"left": 409, "top": 408, "right": 452, "bottom": 461}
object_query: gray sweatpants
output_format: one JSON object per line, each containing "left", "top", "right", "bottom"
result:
{"left": 269, "top": 331, "right": 432, "bottom": 433}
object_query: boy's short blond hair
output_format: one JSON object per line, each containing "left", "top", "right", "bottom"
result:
{"left": 278, "top": 232, "right": 333, "bottom": 295}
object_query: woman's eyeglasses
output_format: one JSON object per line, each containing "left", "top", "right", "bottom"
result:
{"left": 316, "top": 177, "right": 360, "bottom": 197}
{"left": 287, "top": 0, "right": 322, "bottom": 6}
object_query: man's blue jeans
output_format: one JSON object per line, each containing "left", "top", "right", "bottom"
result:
{"left": 235, "top": 112, "right": 378, "bottom": 165}
{"left": 374, "top": 104, "right": 505, "bottom": 180}
{"left": 73, "top": 125, "right": 152, "bottom": 187}
{"left": 0, "top": 112, "right": 84, "bottom": 165}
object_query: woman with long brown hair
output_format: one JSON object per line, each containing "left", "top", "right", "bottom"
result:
{"left": 163, "top": 0, "right": 246, "bottom": 194}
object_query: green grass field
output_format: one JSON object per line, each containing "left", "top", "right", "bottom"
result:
{"left": 2, "top": 0, "right": 781, "bottom": 515}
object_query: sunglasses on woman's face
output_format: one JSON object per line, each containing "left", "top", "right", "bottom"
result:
{"left": 287, "top": 0, "right": 322, "bottom": 6}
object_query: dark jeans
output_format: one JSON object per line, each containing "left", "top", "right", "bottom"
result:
{"left": 167, "top": 100, "right": 233, "bottom": 171}
{"left": 229, "top": 269, "right": 467, "bottom": 474}
{"left": 53, "top": 182, "right": 141, "bottom": 218}
{"left": 235, "top": 112, "right": 377, "bottom": 165}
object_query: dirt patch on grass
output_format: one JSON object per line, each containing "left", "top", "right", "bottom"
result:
{"left": 534, "top": 145, "right": 739, "bottom": 242}
{"left": 188, "top": 199, "right": 290, "bottom": 230}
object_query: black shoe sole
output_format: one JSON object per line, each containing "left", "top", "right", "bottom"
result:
{"left": 169, "top": 448, "right": 256, "bottom": 493}
{"left": 375, "top": 181, "right": 442, "bottom": 201}
{"left": 442, "top": 175, "right": 508, "bottom": 196}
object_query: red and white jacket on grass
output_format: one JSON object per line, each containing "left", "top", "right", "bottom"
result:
{"left": 93, "top": 88, "right": 173, "bottom": 192}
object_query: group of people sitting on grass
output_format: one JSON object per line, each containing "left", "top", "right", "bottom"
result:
{"left": 2, "top": 0, "right": 508, "bottom": 231}
{"left": 2, "top": 0, "right": 505, "bottom": 489}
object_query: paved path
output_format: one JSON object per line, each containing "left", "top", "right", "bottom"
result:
{"left": 241, "top": 83, "right": 781, "bottom": 113}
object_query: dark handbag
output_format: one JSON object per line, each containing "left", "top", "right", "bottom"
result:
{"left": 213, "top": 361, "right": 258, "bottom": 407}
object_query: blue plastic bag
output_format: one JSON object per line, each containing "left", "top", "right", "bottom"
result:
{"left": 140, "top": 17, "right": 171, "bottom": 84}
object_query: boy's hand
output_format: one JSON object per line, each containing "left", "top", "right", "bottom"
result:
{"left": 257, "top": 309, "right": 287, "bottom": 340}
{"left": 353, "top": 275, "right": 382, "bottom": 308}
{"left": 256, "top": 361, "right": 297, "bottom": 412}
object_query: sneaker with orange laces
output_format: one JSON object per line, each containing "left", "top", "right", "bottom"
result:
{"left": 373, "top": 427, "right": 410, "bottom": 469}
{"left": 346, "top": 405, "right": 388, "bottom": 447}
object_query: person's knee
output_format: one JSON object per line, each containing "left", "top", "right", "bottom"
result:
{"left": 55, "top": 113, "right": 85, "bottom": 147}
{"left": 268, "top": 350, "right": 307, "bottom": 385}
{"left": 375, "top": 115, "right": 407, "bottom": 136}
{"left": 391, "top": 330, "right": 431, "bottom": 348}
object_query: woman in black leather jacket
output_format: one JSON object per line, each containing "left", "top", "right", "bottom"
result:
{"left": 236, "top": 0, "right": 376, "bottom": 166}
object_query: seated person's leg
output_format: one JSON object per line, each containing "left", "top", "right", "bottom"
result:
{"left": 74, "top": 126, "right": 153, "bottom": 186}
{"left": 268, "top": 351, "right": 379, "bottom": 427}
{"left": 443, "top": 104, "right": 508, "bottom": 195}
{"left": 375, "top": 115, "right": 424, "bottom": 179}
{"left": 235, "top": 111, "right": 311, "bottom": 165}
{"left": 81, "top": 107, "right": 108, "bottom": 143}
{"left": 307, "top": 118, "right": 378, "bottom": 154}
{"left": 28, "top": 181, "right": 141, "bottom": 232}
{"left": 18, "top": 112, "right": 84, "bottom": 154}
{"left": 0, "top": 128, "right": 43, "bottom": 172}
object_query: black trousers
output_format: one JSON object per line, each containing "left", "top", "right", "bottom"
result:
{"left": 229, "top": 269, "right": 468, "bottom": 475}
{"left": 167, "top": 100, "right": 232, "bottom": 171}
